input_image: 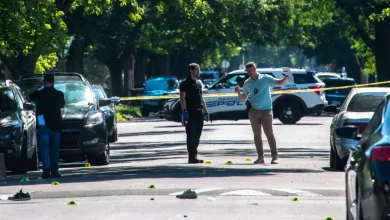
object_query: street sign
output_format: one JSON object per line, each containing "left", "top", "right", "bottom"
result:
{"left": 222, "top": 60, "right": 230, "bottom": 69}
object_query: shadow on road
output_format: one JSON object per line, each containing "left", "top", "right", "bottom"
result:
{"left": 118, "top": 128, "right": 215, "bottom": 137}
{"left": 4, "top": 164, "right": 324, "bottom": 187}
{"left": 4, "top": 139, "right": 329, "bottom": 186}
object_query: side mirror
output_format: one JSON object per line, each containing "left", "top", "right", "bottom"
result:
{"left": 324, "top": 105, "right": 339, "bottom": 113}
{"left": 215, "top": 83, "right": 223, "bottom": 89}
{"left": 23, "top": 102, "right": 35, "bottom": 111}
{"left": 110, "top": 96, "right": 121, "bottom": 104}
{"left": 336, "top": 127, "right": 360, "bottom": 140}
{"left": 98, "top": 98, "right": 111, "bottom": 107}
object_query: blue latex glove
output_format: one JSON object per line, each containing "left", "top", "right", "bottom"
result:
{"left": 182, "top": 111, "right": 189, "bottom": 120}
{"left": 204, "top": 112, "right": 210, "bottom": 121}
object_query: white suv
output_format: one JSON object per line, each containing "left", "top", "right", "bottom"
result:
{"left": 160, "top": 68, "right": 328, "bottom": 124}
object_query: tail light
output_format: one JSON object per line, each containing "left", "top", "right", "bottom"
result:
{"left": 343, "top": 122, "right": 368, "bottom": 134}
{"left": 309, "top": 85, "right": 321, "bottom": 95}
{"left": 372, "top": 146, "right": 390, "bottom": 161}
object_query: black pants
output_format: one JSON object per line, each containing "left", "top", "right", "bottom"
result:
{"left": 185, "top": 110, "right": 204, "bottom": 159}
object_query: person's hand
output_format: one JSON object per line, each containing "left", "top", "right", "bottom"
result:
{"left": 204, "top": 112, "right": 210, "bottom": 121}
{"left": 235, "top": 85, "right": 241, "bottom": 94}
{"left": 35, "top": 81, "right": 43, "bottom": 89}
{"left": 182, "top": 111, "right": 189, "bottom": 120}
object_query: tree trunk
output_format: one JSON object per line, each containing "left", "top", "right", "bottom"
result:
{"left": 134, "top": 51, "right": 147, "bottom": 88}
{"left": 123, "top": 53, "right": 135, "bottom": 96}
{"left": 4, "top": 65, "right": 15, "bottom": 81}
{"left": 107, "top": 60, "right": 123, "bottom": 96}
{"left": 374, "top": 18, "right": 390, "bottom": 83}
{"left": 0, "top": 52, "right": 39, "bottom": 81}
{"left": 66, "top": 36, "right": 85, "bottom": 74}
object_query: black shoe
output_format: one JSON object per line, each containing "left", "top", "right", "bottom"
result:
{"left": 50, "top": 172, "right": 62, "bottom": 178}
{"left": 188, "top": 158, "right": 204, "bottom": 164}
{"left": 8, "top": 189, "right": 31, "bottom": 201}
{"left": 41, "top": 170, "right": 50, "bottom": 179}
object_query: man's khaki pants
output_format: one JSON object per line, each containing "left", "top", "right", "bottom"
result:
{"left": 248, "top": 108, "right": 278, "bottom": 159}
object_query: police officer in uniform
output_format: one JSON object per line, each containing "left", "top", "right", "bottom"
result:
{"left": 179, "top": 63, "right": 210, "bottom": 164}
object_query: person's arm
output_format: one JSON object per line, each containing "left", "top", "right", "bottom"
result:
{"left": 274, "top": 75, "right": 289, "bottom": 86}
{"left": 235, "top": 84, "right": 248, "bottom": 102}
{"left": 180, "top": 92, "right": 187, "bottom": 110}
{"left": 179, "top": 82, "right": 187, "bottom": 111}
{"left": 201, "top": 96, "right": 208, "bottom": 113}
{"left": 59, "top": 92, "right": 65, "bottom": 108}
{"left": 27, "top": 81, "right": 43, "bottom": 102}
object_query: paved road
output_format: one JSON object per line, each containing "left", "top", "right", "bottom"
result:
{"left": 0, "top": 116, "right": 345, "bottom": 220}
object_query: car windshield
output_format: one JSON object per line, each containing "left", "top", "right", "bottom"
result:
{"left": 317, "top": 75, "right": 339, "bottom": 81}
{"left": 347, "top": 92, "right": 388, "bottom": 112}
{"left": 145, "top": 79, "right": 178, "bottom": 91}
{"left": 201, "top": 73, "right": 217, "bottom": 80}
{"left": 0, "top": 89, "right": 17, "bottom": 112}
{"left": 54, "top": 83, "right": 95, "bottom": 106}
{"left": 93, "top": 88, "right": 106, "bottom": 99}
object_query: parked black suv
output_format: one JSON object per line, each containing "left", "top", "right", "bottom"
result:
{"left": 0, "top": 80, "right": 38, "bottom": 174}
{"left": 20, "top": 73, "right": 112, "bottom": 165}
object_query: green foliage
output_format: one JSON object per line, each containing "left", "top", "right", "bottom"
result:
{"left": 0, "top": 0, "right": 67, "bottom": 56}
{"left": 35, "top": 53, "right": 59, "bottom": 73}
{"left": 116, "top": 105, "right": 141, "bottom": 120}
{"left": 83, "top": 57, "right": 111, "bottom": 88}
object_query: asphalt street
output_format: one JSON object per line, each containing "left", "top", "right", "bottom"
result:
{"left": 0, "top": 115, "right": 345, "bottom": 220}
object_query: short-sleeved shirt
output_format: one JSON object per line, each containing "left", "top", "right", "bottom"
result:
{"left": 29, "top": 87, "right": 65, "bottom": 132}
{"left": 179, "top": 76, "right": 203, "bottom": 110}
{"left": 242, "top": 74, "right": 276, "bottom": 110}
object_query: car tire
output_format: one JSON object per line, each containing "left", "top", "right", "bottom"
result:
{"left": 109, "top": 127, "right": 118, "bottom": 143}
{"left": 11, "top": 135, "right": 28, "bottom": 174}
{"left": 173, "top": 103, "right": 182, "bottom": 123}
{"left": 277, "top": 102, "right": 303, "bottom": 124}
{"left": 141, "top": 109, "right": 149, "bottom": 117}
{"left": 28, "top": 145, "right": 39, "bottom": 171}
{"left": 88, "top": 138, "right": 110, "bottom": 166}
{"left": 330, "top": 145, "right": 335, "bottom": 169}
{"left": 356, "top": 185, "right": 364, "bottom": 220}
{"left": 333, "top": 146, "right": 346, "bottom": 171}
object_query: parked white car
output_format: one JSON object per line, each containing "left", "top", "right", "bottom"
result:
{"left": 324, "top": 87, "right": 390, "bottom": 170}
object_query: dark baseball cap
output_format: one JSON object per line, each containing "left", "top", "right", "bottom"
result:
{"left": 43, "top": 74, "right": 54, "bottom": 83}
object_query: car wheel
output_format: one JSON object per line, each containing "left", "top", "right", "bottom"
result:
{"left": 141, "top": 109, "right": 149, "bottom": 117}
{"left": 333, "top": 146, "right": 346, "bottom": 171}
{"left": 173, "top": 103, "right": 182, "bottom": 123}
{"left": 277, "top": 102, "right": 303, "bottom": 124}
{"left": 12, "top": 135, "right": 28, "bottom": 174}
{"left": 356, "top": 186, "right": 364, "bottom": 220}
{"left": 28, "top": 145, "right": 39, "bottom": 171}
{"left": 330, "top": 145, "right": 335, "bottom": 169}
{"left": 88, "top": 138, "right": 110, "bottom": 166}
{"left": 109, "top": 127, "right": 118, "bottom": 143}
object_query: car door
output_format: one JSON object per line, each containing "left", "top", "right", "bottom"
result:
{"left": 346, "top": 100, "right": 385, "bottom": 219}
{"left": 14, "top": 87, "right": 36, "bottom": 155}
{"left": 205, "top": 73, "right": 248, "bottom": 114}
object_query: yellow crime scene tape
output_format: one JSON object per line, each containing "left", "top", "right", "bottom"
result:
{"left": 120, "top": 80, "right": 390, "bottom": 101}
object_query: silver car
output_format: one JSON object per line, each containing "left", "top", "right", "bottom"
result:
{"left": 324, "top": 87, "right": 390, "bottom": 170}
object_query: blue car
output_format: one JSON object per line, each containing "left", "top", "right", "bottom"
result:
{"left": 141, "top": 76, "right": 179, "bottom": 117}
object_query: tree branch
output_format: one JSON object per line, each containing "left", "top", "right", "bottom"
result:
{"left": 56, "top": 0, "right": 75, "bottom": 14}
{"left": 335, "top": 0, "right": 375, "bottom": 51}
